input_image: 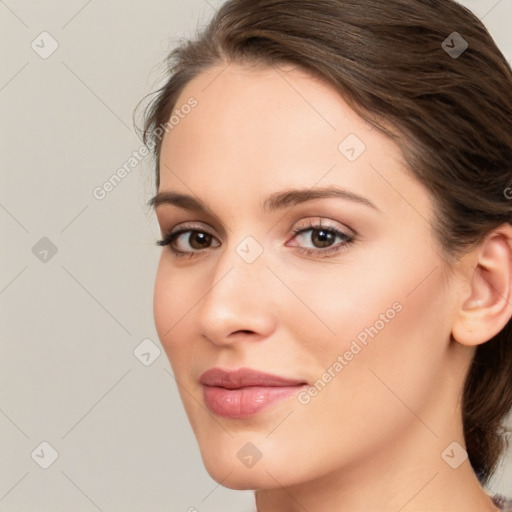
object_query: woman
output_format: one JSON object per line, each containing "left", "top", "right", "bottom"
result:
{"left": 137, "top": 0, "right": 512, "bottom": 510}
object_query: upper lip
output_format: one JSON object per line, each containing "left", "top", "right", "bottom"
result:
{"left": 199, "top": 367, "right": 307, "bottom": 389}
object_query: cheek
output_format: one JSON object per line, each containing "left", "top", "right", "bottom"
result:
{"left": 153, "top": 260, "right": 172, "bottom": 346}
{"left": 153, "top": 258, "right": 195, "bottom": 365}
{"left": 280, "top": 237, "right": 452, "bottom": 415}
{"left": 259, "top": 258, "right": 453, "bottom": 481}
{"left": 292, "top": 229, "right": 448, "bottom": 356}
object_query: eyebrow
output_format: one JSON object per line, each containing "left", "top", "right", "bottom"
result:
{"left": 147, "top": 186, "right": 379, "bottom": 213}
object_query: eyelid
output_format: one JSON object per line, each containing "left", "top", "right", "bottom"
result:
{"left": 167, "top": 220, "right": 215, "bottom": 234}
{"left": 161, "top": 217, "right": 353, "bottom": 238}
{"left": 156, "top": 209, "right": 228, "bottom": 239}
{"left": 158, "top": 220, "right": 218, "bottom": 243}
{"left": 290, "top": 217, "right": 355, "bottom": 237}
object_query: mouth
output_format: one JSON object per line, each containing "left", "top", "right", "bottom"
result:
{"left": 199, "top": 367, "right": 309, "bottom": 419}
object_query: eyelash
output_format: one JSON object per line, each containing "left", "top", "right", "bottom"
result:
{"left": 155, "top": 219, "right": 355, "bottom": 259}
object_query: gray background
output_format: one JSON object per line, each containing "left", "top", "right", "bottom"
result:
{"left": 1, "top": 1, "right": 511, "bottom": 511}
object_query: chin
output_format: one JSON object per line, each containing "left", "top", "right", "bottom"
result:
{"left": 197, "top": 440, "right": 296, "bottom": 490}
{"left": 201, "top": 456, "right": 263, "bottom": 489}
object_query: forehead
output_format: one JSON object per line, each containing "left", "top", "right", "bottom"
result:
{"left": 164, "top": 62, "right": 372, "bottom": 162}
{"left": 158, "top": 62, "right": 431, "bottom": 221}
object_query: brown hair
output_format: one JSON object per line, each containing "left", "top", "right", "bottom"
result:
{"left": 137, "top": 0, "right": 512, "bottom": 485}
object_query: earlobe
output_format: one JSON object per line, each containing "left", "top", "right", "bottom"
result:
{"left": 451, "top": 224, "right": 512, "bottom": 346}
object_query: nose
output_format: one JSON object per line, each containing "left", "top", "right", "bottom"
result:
{"left": 197, "top": 237, "right": 277, "bottom": 346}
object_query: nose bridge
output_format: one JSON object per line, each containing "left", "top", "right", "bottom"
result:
{"left": 197, "top": 232, "right": 274, "bottom": 342}
{"left": 212, "top": 231, "right": 268, "bottom": 295}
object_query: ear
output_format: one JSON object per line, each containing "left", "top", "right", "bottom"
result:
{"left": 451, "top": 223, "right": 512, "bottom": 346}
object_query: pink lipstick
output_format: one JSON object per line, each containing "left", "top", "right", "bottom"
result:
{"left": 200, "top": 367, "right": 307, "bottom": 418}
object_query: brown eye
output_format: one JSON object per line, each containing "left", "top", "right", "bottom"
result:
{"left": 156, "top": 227, "right": 221, "bottom": 257}
{"left": 187, "top": 231, "right": 213, "bottom": 250}
{"left": 289, "top": 220, "right": 355, "bottom": 258}
{"left": 310, "top": 228, "right": 336, "bottom": 248}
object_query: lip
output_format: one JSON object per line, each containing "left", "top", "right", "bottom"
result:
{"left": 200, "top": 367, "right": 308, "bottom": 418}
{"left": 200, "top": 367, "right": 307, "bottom": 388}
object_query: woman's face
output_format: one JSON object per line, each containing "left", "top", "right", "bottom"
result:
{"left": 153, "top": 62, "right": 466, "bottom": 489}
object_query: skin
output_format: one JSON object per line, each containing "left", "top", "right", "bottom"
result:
{"left": 152, "top": 62, "right": 512, "bottom": 511}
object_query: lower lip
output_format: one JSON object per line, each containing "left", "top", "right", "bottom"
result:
{"left": 203, "top": 384, "right": 306, "bottom": 418}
